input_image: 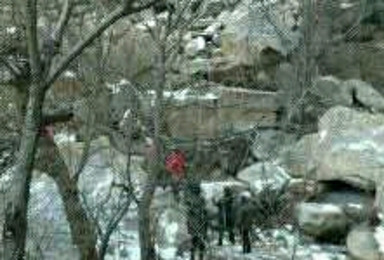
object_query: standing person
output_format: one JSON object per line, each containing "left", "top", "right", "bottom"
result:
{"left": 185, "top": 182, "right": 208, "bottom": 260}
{"left": 216, "top": 187, "right": 236, "bottom": 246}
{"left": 165, "top": 148, "right": 187, "bottom": 202}
{"left": 235, "top": 192, "right": 254, "bottom": 254}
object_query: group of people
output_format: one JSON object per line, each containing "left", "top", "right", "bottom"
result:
{"left": 182, "top": 183, "right": 255, "bottom": 260}
{"left": 162, "top": 148, "right": 255, "bottom": 259}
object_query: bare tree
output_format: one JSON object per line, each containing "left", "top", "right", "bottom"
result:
{"left": 132, "top": 1, "right": 209, "bottom": 259}
{"left": 0, "top": 1, "right": 156, "bottom": 259}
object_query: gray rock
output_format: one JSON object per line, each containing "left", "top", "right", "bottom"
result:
{"left": 347, "top": 225, "right": 384, "bottom": 260}
{"left": 343, "top": 79, "right": 384, "bottom": 112}
{"left": 185, "top": 37, "right": 206, "bottom": 58}
{"left": 316, "top": 106, "right": 384, "bottom": 192}
{"left": 251, "top": 129, "right": 296, "bottom": 161}
{"left": 313, "top": 76, "right": 352, "bottom": 107}
{"left": 278, "top": 133, "right": 318, "bottom": 178}
{"left": 296, "top": 202, "right": 349, "bottom": 242}
{"left": 237, "top": 162, "right": 290, "bottom": 194}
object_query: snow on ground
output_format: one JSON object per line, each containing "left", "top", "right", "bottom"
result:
{"left": 375, "top": 225, "right": 384, "bottom": 254}
{"left": 54, "top": 132, "right": 76, "bottom": 145}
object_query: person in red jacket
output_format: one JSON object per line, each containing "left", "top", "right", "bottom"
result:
{"left": 165, "top": 149, "right": 186, "bottom": 202}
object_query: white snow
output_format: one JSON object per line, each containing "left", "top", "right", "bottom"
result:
{"left": 54, "top": 132, "right": 76, "bottom": 145}
{"left": 145, "top": 88, "right": 219, "bottom": 106}
{"left": 106, "top": 79, "right": 131, "bottom": 94}
{"left": 6, "top": 26, "right": 16, "bottom": 34}
{"left": 0, "top": 167, "right": 14, "bottom": 192}
{"left": 319, "top": 130, "right": 327, "bottom": 142}
{"left": 347, "top": 203, "right": 363, "bottom": 209}
{"left": 374, "top": 226, "right": 384, "bottom": 254}
{"left": 63, "top": 70, "right": 76, "bottom": 79}
{"left": 340, "top": 2, "right": 356, "bottom": 9}
{"left": 312, "top": 252, "right": 339, "bottom": 260}
{"left": 136, "top": 20, "right": 156, "bottom": 31}
{"left": 159, "top": 247, "right": 178, "bottom": 260}
{"left": 316, "top": 203, "right": 344, "bottom": 214}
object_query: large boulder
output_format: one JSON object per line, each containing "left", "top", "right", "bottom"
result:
{"left": 279, "top": 106, "right": 384, "bottom": 212}
{"left": 316, "top": 106, "right": 384, "bottom": 191}
{"left": 343, "top": 79, "right": 384, "bottom": 112}
{"left": 296, "top": 203, "right": 349, "bottom": 242}
{"left": 310, "top": 181, "right": 376, "bottom": 226}
{"left": 237, "top": 162, "right": 291, "bottom": 194}
{"left": 347, "top": 225, "right": 384, "bottom": 260}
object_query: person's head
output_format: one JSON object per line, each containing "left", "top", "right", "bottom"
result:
{"left": 223, "top": 187, "right": 233, "bottom": 197}
{"left": 239, "top": 191, "right": 252, "bottom": 204}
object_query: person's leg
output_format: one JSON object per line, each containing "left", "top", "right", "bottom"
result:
{"left": 228, "top": 225, "right": 235, "bottom": 245}
{"left": 243, "top": 228, "right": 251, "bottom": 253}
{"left": 198, "top": 238, "right": 205, "bottom": 260}
{"left": 218, "top": 225, "right": 224, "bottom": 246}
{"left": 190, "top": 236, "right": 197, "bottom": 260}
{"left": 172, "top": 181, "right": 180, "bottom": 202}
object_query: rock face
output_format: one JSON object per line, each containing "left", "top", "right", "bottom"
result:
{"left": 207, "top": 1, "right": 299, "bottom": 88}
{"left": 296, "top": 203, "right": 349, "bottom": 242}
{"left": 347, "top": 225, "right": 384, "bottom": 260}
{"left": 161, "top": 86, "right": 280, "bottom": 138}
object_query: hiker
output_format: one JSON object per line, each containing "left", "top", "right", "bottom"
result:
{"left": 185, "top": 182, "right": 208, "bottom": 260}
{"left": 235, "top": 192, "right": 254, "bottom": 254}
{"left": 165, "top": 148, "right": 186, "bottom": 201}
{"left": 215, "top": 187, "right": 236, "bottom": 246}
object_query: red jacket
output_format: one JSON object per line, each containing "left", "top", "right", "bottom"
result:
{"left": 165, "top": 150, "right": 186, "bottom": 180}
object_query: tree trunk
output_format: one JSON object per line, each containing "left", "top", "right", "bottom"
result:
{"left": 138, "top": 43, "right": 166, "bottom": 260}
{"left": 36, "top": 138, "right": 99, "bottom": 260}
{"left": 138, "top": 183, "right": 157, "bottom": 260}
{"left": 2, "top": 85, "right": 44, "bottom": 260}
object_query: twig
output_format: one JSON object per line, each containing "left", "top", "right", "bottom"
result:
{"left": 44, "top": 0, "right": 157, "bottom": 90}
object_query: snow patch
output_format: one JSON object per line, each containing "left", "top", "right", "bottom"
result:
{"left": 374, "top": 226, "right": 384, "bottom": 254}
{"left": 146, "top": 88, "right": 219, "bottom": 103}
{"left": 6, "top": 26, "right": 16, "bottom": 34}
{"left": 347, "top": 203, "right": 362, "bottom": 209}
{"left": 319, "top": 130, "right": 327, "bottom": 142}
{"left": 106, "top": 79, "right": 130, "bottom": 94}
{"left": 340, "top": 2, "right": 356, "bottom": 9}
{"left": 54, "top": 132, "right": 76, "bottom": 144}
{"left": 63, "top": 70, "right": 76, "bottom": 79}
{"left": 159, "top": 247, "right": 178, "bottom": 260}
{"left": 319, "top": 204, "right": 343, "bottom": 213}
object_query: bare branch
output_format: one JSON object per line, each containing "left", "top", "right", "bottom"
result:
{"left": 25, "top": 0, "right": 41, "bottom": 76}
{"left": 53, "top": 0, "right": 73, "bottom": 43}
{"left": 73, "top": 130, "right": 92, "bottom": 182}
{"left": 40, "top": 0, "right": 74, "bottom": 71}
{"left": 0, "top": 57, "right": 21, "bottom": 76}
{"left": 44, "top": 0, "right": 157, "bottom": 91}
{"left": 98, "top": 191, "right": 132, "bottom": 258}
